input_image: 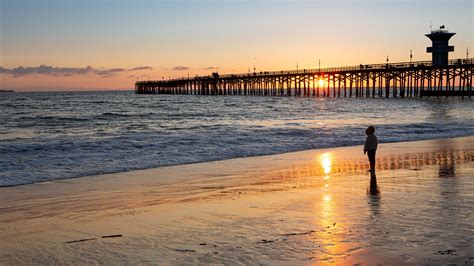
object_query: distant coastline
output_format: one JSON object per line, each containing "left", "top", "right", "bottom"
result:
{"left": 0, "top": 89, "right": 14, "bottom": 93}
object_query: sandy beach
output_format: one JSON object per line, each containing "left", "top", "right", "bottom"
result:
{"left": 1, "top": 136, "right": 473, "bottom": 265}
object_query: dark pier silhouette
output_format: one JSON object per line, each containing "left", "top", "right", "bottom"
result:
{"left": 136, "top": 28, "right": 473, "bottom": 98}
{"left": 136, "top": 59, "right": 473, "bottom": 98}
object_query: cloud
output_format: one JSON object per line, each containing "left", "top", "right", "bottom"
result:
{"left": 0, "top": 65, "right": 153, "bottom": 77}
{"left": 129, "top": 66, "right": 153, "bottom": 71}
{"left": 172, "top": 66, "right": 190, "bottom": 71}
{"left": 202, "top": 66, "right": 218, "bottom": 70}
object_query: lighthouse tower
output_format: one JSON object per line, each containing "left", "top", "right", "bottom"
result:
{"left": 426, "top": 26, "right": 455, "bottom": 66}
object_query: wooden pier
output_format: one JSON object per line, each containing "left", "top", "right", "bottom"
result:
{"left": 135, "top": 58, "right": 473, "bottom": 98}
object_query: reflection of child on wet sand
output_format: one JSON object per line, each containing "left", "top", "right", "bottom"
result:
{"left": 364, "top": 126, "right": 378, "bottom": 173}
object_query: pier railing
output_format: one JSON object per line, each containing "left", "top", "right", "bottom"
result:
{"left": 147, "top": 58, "right": 473, "bottom": 82}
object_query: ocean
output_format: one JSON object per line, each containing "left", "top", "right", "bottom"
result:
{"left": 0, "top": 91, "right": 473, "bottom": 186}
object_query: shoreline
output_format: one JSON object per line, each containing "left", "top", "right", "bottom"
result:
{"left": 2, "top": 134, "right": 473, "bottom": 188}
{"left": 1, "top": 136, "right": 472, "bottom": 213}
{"left": 1, "top": 136, "right": 473, "bottom": 264}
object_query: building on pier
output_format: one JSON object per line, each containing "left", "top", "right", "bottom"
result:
{"left": 426, "top": 26, "right": 455, "bottom": 66}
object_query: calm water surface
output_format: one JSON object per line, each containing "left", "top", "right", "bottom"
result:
{"left": 0, "top": 91, "right": 473, "bottom": 186}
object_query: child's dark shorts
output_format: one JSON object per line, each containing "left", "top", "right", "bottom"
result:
{"left": 367, "top": 150, "right": 376, "bottom": 164}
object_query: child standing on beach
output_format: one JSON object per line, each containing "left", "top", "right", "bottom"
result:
{"left": 364, "top": 126, "right": 378, "bottom": 173}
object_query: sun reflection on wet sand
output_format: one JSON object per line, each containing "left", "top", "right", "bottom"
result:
{"left": 315, "top": 152, "right": 349, "bottom": 263}
{"left": 320, "top": 152, "right": 332, "bottom": 175}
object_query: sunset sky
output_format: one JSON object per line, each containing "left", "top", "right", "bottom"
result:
{"left": 1, "top": 0, "right": 472, "bottom": 91}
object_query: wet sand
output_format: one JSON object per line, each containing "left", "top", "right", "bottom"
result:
{"left": 1, "top": 136, "right": 473, "bottom": 265}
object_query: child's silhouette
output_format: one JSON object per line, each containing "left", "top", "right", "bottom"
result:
{"left": 364, "top": 126, "right": 378, "bottom": 173}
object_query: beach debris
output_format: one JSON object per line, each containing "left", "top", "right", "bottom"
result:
{"left": 259, "top": 239, "right": 275, "bottom": 244}
{"left": 102, "top": 234, "right": 122, "bottom": 239}
{"left": 281, "top": 230, "right": 316, "bottom": 236}
{"left": 65, "top": 238, "right": 97, "bottom": 244}
{"left": 65, "top": 234, "right": 122, "bottom": 244}
{"left": 199, "top": 243, "right": 207, "bottom": 245}
{"left": 436, "top": 249, "right": 456, "bottom": 255}
{"left": 175, "top": 248, "right": 196, "bottom": 253}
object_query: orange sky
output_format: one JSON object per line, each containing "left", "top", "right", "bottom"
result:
{"left": 1, "top": 0, "right": 472, "bottom": 91}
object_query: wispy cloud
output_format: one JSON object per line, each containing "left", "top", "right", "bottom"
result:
{"left": 129, "top": 66, "right": 153, "bottom": 71}
{"left": 202, "top": 66, "right": 218, "bottom": 70}
{"left": 172, "top": 66, "right": 190, "bottom": 71}
{"left": 0, "top": 65, "right": 153, "bottom": 77}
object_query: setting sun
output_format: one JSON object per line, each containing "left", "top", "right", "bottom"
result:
{"left": 318, "top": 79, "right": 325, "bottom": 87}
